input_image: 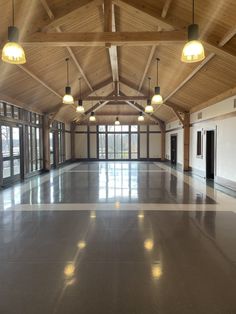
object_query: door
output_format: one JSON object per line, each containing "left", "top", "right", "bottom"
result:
{"left": 1, "top": 124, "right": 22, "bottom": 185}
{"left": 206, "top": 130, "right": 215, "bottom": 179}
{"left": 171, "top": 135, "right": 177, "bottom": 165}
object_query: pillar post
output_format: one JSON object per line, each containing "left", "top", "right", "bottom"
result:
{"left": 71, "top": 123, "right": 76, "bottom": 161}
{"left": 183, "top": 112, "right": 190, "bottom": 171}
{"left": 43, "top": 114, "right": 51, "bottom": 171}
{"left": 161, "top": 125, "right": 166, "bottom": 161}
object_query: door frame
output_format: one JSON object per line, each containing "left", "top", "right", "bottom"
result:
{"left": 170, "top": 134, "right": 178, "bottom": 165}
{"left": 0, "top": 121, "right": 24, "bottom": 186}
{"left": 205, "top": 128, "right": 217, "bottom": 179}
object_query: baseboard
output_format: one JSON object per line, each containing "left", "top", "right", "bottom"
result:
{"left": 189, "top": 166, "right": 206, "bottom": 178}
{"left": 215, "top": 176, "right": 236, "bottom": 192}
{"left": 74, "top": 158, "right": 163, "bottom": 162}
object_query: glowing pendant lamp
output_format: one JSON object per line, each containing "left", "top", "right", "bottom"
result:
{"left": 145, "top": 77, "right": 154, "bottom": 113}
{"left": 76, "top": 78, "right": 85, "bottom": 113}
{"left": 89, "top": 112, "right": 96, "bottom": 122}
{"left": 181, "top": 0, "right": 205, "bottom": 63}
{"left": 2, "top": 0, "right": 26, "bottom": 64}
{"left": 138, "top": 112, "right": 144, "bottom": 122}
{"left": 115, "top": 117, "right": 120, "bottom": 125}
{"left": 63, "top": 58, "right": 74, "bottom": 105}
{"left": 152, "top": 58, "right": 163, "bottom": 105}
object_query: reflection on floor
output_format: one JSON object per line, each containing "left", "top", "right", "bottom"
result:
{"left": 0, "top": 162, "right": 215, "bottom": 207}
{"left": 0, "top": 162, "right": 236, "bottom": 313}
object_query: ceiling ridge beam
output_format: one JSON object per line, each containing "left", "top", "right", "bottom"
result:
{"left": 22, "top": 31, "right": 187, "bottom": 46}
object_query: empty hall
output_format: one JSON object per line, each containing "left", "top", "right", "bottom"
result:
{"left": 0, "top": 0, "right": 236, "bottom": 313}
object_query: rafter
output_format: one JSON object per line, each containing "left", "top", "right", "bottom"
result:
{"left": 41, "top": 0, "right": 103, "bottom": 31}
{"left": 17, "top": 65, "right": 62, "bottom": 99}
{"left": 218, "top": 25, "right": 236, "bottom": 47}
{"left": 39, "top": 0, "right": 54, "bottom": 20}
{"left": 23, "top": 30, "right": 187, "bottom": 47}
{"left": 161, "top": 0, "right": 173, "bottom": 18}
{"left": 113, "top": 0, "right": 236, "bottom": 63}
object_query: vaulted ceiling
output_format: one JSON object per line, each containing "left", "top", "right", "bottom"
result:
{"left": 0, "top": 0, "right": 236, "bottom": 125}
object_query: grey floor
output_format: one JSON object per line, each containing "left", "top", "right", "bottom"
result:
{"left": 0, "top": 162, "right": 236, "bottom": 314}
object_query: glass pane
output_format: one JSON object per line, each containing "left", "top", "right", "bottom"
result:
{"left": 13, "top": 159, "right": 20, "bottom": 175}
{"left": 31, "top": 113, "right": 36, "bottom": 124}
{"left": 131, "top": 125, "right": 138, "bottom": 132}
{"left": 6, "top": 104, "right": 12, "bottom": 118}
{"left": 12, "top": 127, "right": 20, "bottom": 156}
{"left": 50, "top": 153, "right": 54, "bottom": 165}
{"left": 3, "top": 160, "right": 11, "bottom": 178}
{"left": 1, "top": 126, "right": 11, "bottom": 157}
{"left": 114, "top": 125, "right": 122, "bottom": 133}
{"left": 122, "top": 134, "right": 129, "bottom": 159}
{"left": 99, "top": 133, "right": 106, "bottom": 159}
{"left": 131, "top": 133, "right": 138, "bottom": 159}
{"left": 115, "top": 134, "right": 121, "bottom": 159}
{"left": 108, "top": 134, "right": 114, "bottom": 159}
{"left": 122, "top": 125, "right": 129, "bottom": 132}
{"left": 50, "top": 132, "right": 54, "bottom": 152}
{"left": 99, "top": 125, "right": 106, "bottom": 132}
{"left": 36, "top": 114, "right": 40, "bottom": 124}
{"left": 13, "top": 107, "right": 20, "bottom": 119}
{"left": 107, "top": 125, "right": 114, "bottom": 132}
{"left": 0, "top": 102, "right": 4, "bottom": 116}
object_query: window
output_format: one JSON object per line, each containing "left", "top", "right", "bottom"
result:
{"left": 197, "top": 131, "right": 202, "bottom": 157}
{"left": 0, "top": 102, "right": 4, "bottom": 116}
{"left": 27, "top": 126, "right": 43, "bottom": 173}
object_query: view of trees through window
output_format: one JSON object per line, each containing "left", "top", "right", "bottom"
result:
{"left": 98, "top": 125, "right": 138, "bottom": 160}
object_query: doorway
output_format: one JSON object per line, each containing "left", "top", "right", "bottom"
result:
{"left": 206, "top": 130, "right": 215, "bottom": 179}
{"left": 1, "top": 124, "right": 23, "bottom": 185}
{"left": 171, "top": 135, "right": 177, "bottom": 165}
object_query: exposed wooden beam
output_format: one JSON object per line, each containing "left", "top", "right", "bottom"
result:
{"left": 41, "top": 0, "right": 103, "bottom": 31}
{"left": 84, "top": 101, "right": 110, "bottom": 115}
{"left": 17, "top": 65, "right": 62, "bottom": 99}
{"left": 39, "top": 0, "right": 54, "bottom": 20}
{"left": 114, "top": 0, "right": 236, "bottom": 63}
{"left": 218, "top": 25, "right": 236, "bottom": 47}
{"left": 164, "top": 52, "right": 215, "bottom": 103}
{"left": 23, "top": 30, "right": 187, "bottom": 47}
{"left": 191, "top": 85, "right": 236, "bottom": 113}
{"left": 161, "top": 0, "right": 173, "bottom": 18}
{"left": 82, "top": 96, "right": 147, "bottom": 101}
{"left": 138, "top": 46, "right": 156, "bottom": 92}
{"left": 126, "top": 101, "right": 165, "bottom": 129}
{"left": 96, "top": 112, "right": 139, "bottom": 116}
{"left": 104, "top": 0, "right": 112, "bottom": 32}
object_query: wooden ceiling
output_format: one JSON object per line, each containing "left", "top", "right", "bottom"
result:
{"left": 0, "top": 0, "right": 235, "bottom": 125}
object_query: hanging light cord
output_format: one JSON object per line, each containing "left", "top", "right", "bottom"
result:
{"left": 12, "top": 0, "right": 15, "bottom": 26}
{"left": 192, "top": 0, "right": 195, "bottom": 24}
{"left": 79, "top": 78, "right": 82, "bottom": 100}
{"left": 148, "top": 77, "right": 151, "bottom": 99}
{"left": 156, "top": 58, "right": 160, "bottom": 86}
{"left": 65, "top": 58, "right": 70, "bottom": 86}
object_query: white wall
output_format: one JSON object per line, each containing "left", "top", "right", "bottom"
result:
{"left": 166, "top": 95, "right": 236, "bottom": 186}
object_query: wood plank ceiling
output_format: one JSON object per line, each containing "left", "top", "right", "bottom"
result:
{"left": 0, "top": 0, "right": 235, "bottom": 124}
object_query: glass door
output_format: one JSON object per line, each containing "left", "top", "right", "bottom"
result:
{"left": 1, "top": 124, "right": 22, "bottom": 185}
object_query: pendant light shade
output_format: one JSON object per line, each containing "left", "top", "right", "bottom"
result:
{"left": 76, "top": 99, "right": 85, "bottom": 113}
{"left": 63, "top": 58, "right": 74, "bottom": 105}
{"left": 152, "top": 59, "right": 163, "bottom": 105}
{"left": 138, "top": 112, "right": 144, "bottom": 122}
{"left": 2, "top": 1, "right": 26, "bottom": 64}
{"left": 76, "top": 78, "right": 85, "bottom": 113}
{"left": 115, "top": 117, "right": 120, "bottom": 125}
{"left": 181, "top": 1, "right": 205, "bottom": 63}
{"left": 89, "top": 112, "right": 96, "bottom": 122}
{"left": 145, "top": 77, "right": 154, "bottom": 113}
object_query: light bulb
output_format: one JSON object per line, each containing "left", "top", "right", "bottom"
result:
{"left": 138, "top": 115, "right": 144, "bottom": 122}
{"left": 76, "top": 105, "right": 85, "bottom": 113}
{"left": 152, "top": 94, "right": 163, "bottom": 105}
{"left": 181, "top": 40, "right": 205, "bottom": 63}
{"left": 89, "top": 115, "right": 96, "bottom": 122}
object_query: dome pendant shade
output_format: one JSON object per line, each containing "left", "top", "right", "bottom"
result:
{"left": 145, "top": 99, "right": 154, "bottom": 113}
{"left": 89, "top": 112, "right": 96, "bottom": 122}
{"left": 63, "top": 86, "right": 74, "bottom": 105}
{"left": 152, "top": 86, "right": 163, "bottom": 105}
{"left": 76, "top": 99, "right": 85, "bottom": 113}
{"left": 181, "top": 24, "right": 205, "bottom": 63}
{"left": 138, "top": 112, "right": 144, "bottom": 122}
{"left": 115, "top": 117, "right": 120, "bottom": 125}
{"left": 2, "top": 27, "right": 26, "bottom": 64}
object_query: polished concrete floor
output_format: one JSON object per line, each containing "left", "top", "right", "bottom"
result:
{"left": 1, "top": 162, "right": 236, "bottom": 313}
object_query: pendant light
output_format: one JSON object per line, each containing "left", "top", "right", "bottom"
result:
{"left": 2, "top": 0, "right": 26, "bottom": 64}
{"left": 151, "top": 58, "right": 163, "bottom": 105}
{"left": 145, "top": 77, "right": 154, "bottom": 114}
{"left": 138, "top": 112, "right": 144, "bottom": 122}
{"left": 181, "top": 0, "right": 205, "bottom": 63}
{"left": 115, "top": 117, "right": 120, "bottom": 125}
{"left": 89, "top": 112, "right": 96, "bottom": 122}
{"left": 76, "top": 78, "right": 85, "bottom": 113}
{"left": 63, "top": 58, "right": 74, "bottom": 105}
